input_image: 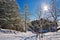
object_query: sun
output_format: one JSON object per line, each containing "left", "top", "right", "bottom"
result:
{"left": 42, "top": 3, "right": 50, "bottom": 11}
{"left": 43, "top": 5, "right": 48, "bottom": 11}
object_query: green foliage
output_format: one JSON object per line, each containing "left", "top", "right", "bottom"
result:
{"left": 31, "top": 18, "right": 58, "bottom": 33}
{"left": 0, "top": 0, "right": 25, "bottom": 31}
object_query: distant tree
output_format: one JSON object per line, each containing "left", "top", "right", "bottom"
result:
{"left": 49, "top": 0, "right": 60, "bottom": 31}
{"left": 23, "top": 4, "right": 30, "bottom": 32}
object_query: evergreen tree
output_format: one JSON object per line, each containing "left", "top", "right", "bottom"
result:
{"left": 0, "top": 0, "right": 24, "bottom": 31}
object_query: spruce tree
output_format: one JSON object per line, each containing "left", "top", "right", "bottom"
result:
{"left": 0, "top": 0, "right": 23, "bottom": 31}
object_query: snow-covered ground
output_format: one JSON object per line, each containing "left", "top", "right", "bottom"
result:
{"left": 0, "top": 29, "right": 37, "bottom": 40}
{"left": 0, "top": 29, "right": 60, "bottom": 40}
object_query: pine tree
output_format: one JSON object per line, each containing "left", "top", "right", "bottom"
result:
{"left": 0, "top": 0, "right": 23, "bottom": 31}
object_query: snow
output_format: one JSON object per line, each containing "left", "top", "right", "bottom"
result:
{"left": 57, "top": 26, "right": 60, "bottom": 29}
{"left": 0, "top": 29, "right": 37, "bottom": 40}
{"left": 0, "top": 29, "right": 60, "bottom": 40}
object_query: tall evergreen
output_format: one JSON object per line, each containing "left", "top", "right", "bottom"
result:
{"left": 0, "top": 0, "right": 23, "bottom": 31}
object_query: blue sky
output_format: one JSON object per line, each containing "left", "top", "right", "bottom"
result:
{"left": 16, "top": 0, "right": 60, "bottom": 21}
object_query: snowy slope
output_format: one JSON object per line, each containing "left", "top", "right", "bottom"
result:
{"left": 40, "top": 31, "right": 60, "bottom": 40}
{"left": 0, "top": 29, "right": 37, "bottom": 40}
{"left": 0, "top": 29, "right": 60, "bottom": 40}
